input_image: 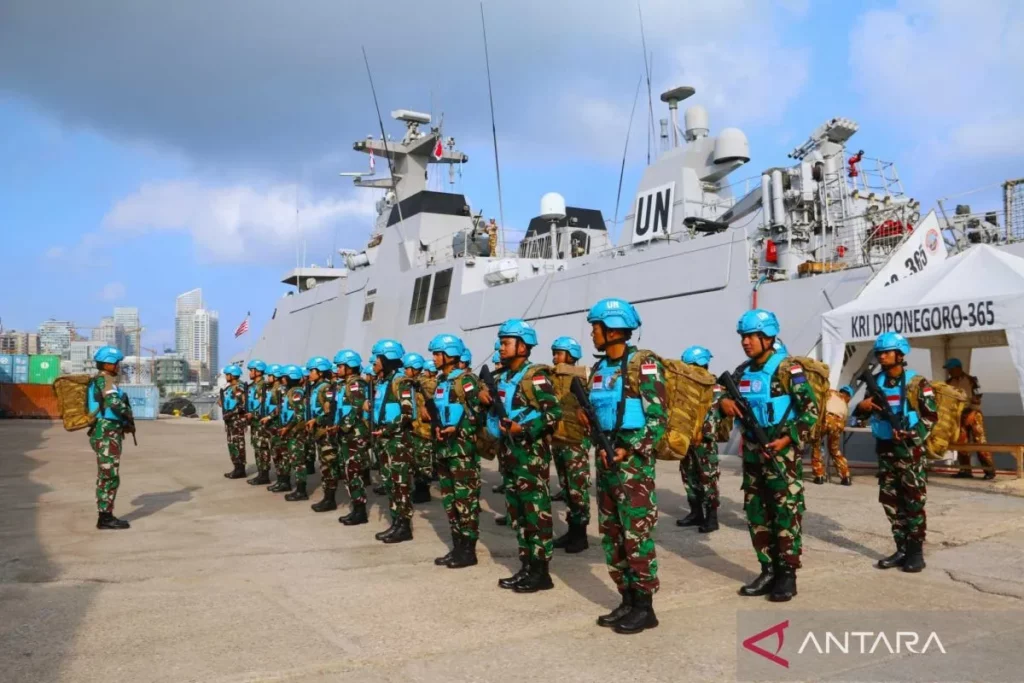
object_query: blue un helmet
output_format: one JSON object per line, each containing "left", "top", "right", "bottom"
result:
{"left": 461, "top": 348, "right": 473, "bottom": 364}
{"left": 402, "top": 352, "right": 425, "bottom": 370}
{"left": 371, "top": 338, "right": 405, "bottom": 361}
{"left": 307, "top": 356, "right": 333, "bottom": 373}
{"left": 423, "top": 359, "right": 437, "bottom": 373}
{"left": 874, "top": 331, "right": 910, "bottom": 356}
{"left": 681, "top": 345, "right": 713, "bottom": 368}
{"left": 284, "top": 364, "right": 304, "bottom": 381}
{"left": 362, "top": 363, "right": 375, "bottom": 376}
{"left": 551, "top": 336, "right": 583, "bottom": 361}
{"left": 335, "top": 349, "right": 362, "bottom": 369}
{"left": 247, "top": 359, "right": 267, "bottom": 372}
{"left": 498, "top": 318, "right": 538, "bottom": 347}
{"left": 492, "top": 350, "right": 501, "bottom": 365}
{"left": 494, "top": 340, "right": 501, "bottom": 351}
{"left": 587, "top": 298, "right": 641, "bottom": 330}
{"left": 943, "top": 357, "right": 963, "bottom": 370}
{"left": 839, "top": 385, "right": 855, "bottom": 397}
{"left": 93, "top": 346, "right": 124, "bottom": 365}
{"left": 267, "top": 364, "right": 282, "bottom": 378}
{"left": 223, "top": 365, "right": 242, "bottom": 378}
{"left": 737, "top": 308, "right": 780, "bottom": 337}
{"left": 428, "top": 334, "right": 465, "bottom": 358}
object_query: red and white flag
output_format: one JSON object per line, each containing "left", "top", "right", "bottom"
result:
{"left": 369, "top": 147, "right": 375, "bottom": 173}
{"left": 433, "top": 138, "right": 444, "bottom": 160}
{"left": 234, "top": 313, "right": 250, "bottom": 338}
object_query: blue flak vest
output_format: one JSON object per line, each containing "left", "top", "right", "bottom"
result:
{"left": 87, "top": 377, "right": 127, "bottom": 423}
{"left": 486, "top": 364, "right": 542, "bottom": 438}
{"left": 374, "top": 373, "right": 413, "bottom": 426}
{"left": 247, "top": 383, "right": 263, "bottom": 413}
{"left": 280, "top": 387, "right": 302, "bottom": 426}
{"left": 222, "top": 384, "right": 240, "bottom": 413}
{"left": 264, "top": 385, "right": 277, "bottom": 417}
{"left": 590, "top": 352, "right": 645, "bottom": 433}
{"left": 738, "top": 352, "right": 791, "bottom": 428}
{"left": 334, "top": 378, "right": 360, "bottom": 423}
{"left": 870, "top": 369, "right": 919, "bottom": 440}
{"left": 309, "top": 381, "right": 328, "bottom": 419}
{"left": 433, "top": 368, "right": 466, "bottom": 428}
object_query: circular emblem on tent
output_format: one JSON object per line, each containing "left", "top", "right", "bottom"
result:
{"left": 925, "top": 228, "right": 940, "bottom": 252}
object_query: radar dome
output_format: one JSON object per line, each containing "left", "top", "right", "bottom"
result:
{"left": 540, "top": 192, "right": 567, "bottom": 220}
{"left": 684, "top": 105, "right": 709, "bottom": 140}
{"left": 714, "top": 128, "right": 750, "bottom": 164}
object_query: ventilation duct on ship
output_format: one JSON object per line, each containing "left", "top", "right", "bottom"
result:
{"left": 342, "top": 250, "right": 370, "bottom": 270}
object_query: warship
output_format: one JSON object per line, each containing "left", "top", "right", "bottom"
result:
{"left": 237, "top": 87, "right": 1024, "bottom": 405}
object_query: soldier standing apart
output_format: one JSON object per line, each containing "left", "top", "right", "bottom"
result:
{"left": 488, "top": 319, "right": 561, "bottom": 592}
{"left": 677, "top": 345, "right": 722, "bottom": 534}
{"left": 403, "top": 352, "right": 435, "bottom": 504}
{"left": 429, "top": 334, "right": 487, "bottom": 568}
{"left": 262, "top": 365, "right": 291, "bottom": 492}
{"left": 810, "top": 385, "right": 854, "bottom": 485}
{"left": 219, "top": 365, "right": 248, "bottom": 479}
{"left": 88, "top": 346, "right": 134, "bottom": 530}
{"left": 945, "top": 358, "right": 995, "bottom": 480}
{"left": 581, "top": 298, "right": 665, "bottom": 634}
{"left": 245, "top": 360, "right": 272, "bottom": 486}
{"left": 549, "top": 336, "right": 591, "bottom": 554}
{"left": 306, "top": 357, "right": 339, "bottom": 512}
{"left": 719, "top": 309, "right": 818, "bottom": 602}
{"left": 854, "top": 332, "right": 938, "bottom": 572}
{"left": 370, "top": 339, "right": 417, "bottom": 544}
{"left": 333, "top": 350, "right": 371, "bottom": 526}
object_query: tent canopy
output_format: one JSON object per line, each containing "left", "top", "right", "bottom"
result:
{"left": 821, "top": 245, "right": 1024, "bottom": 392}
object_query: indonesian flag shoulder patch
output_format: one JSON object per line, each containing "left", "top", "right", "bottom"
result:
{"left": 463, "top": 381, "right": 476, "bottom": 392}
{"left": 400, "top": 389, "right": 412, "bottom": 399}
{"left": 922, "top": 385, "right": 934, "bottom": 397}
{"left": 640, "top": 362, "right": 658, "bottom": 376}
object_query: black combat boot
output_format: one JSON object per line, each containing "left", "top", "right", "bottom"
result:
{"left": 698, "top": 503, "right": 719, "bottom": 534}
{"left": 876, "top": 542, "right": 906, "bottom": 569}
{"left": 247, "top": 470, "right": 270, "bottom": 486}
{"left": 676, "top": 496, "right": 704, "bottom": 527}
{"left": 305, "top": 460, "right": 316, "bottom": 476}
{"left": 96, "top": 511, "right": 130, "bottom": 530}
{"left": 362, "top": 468, "right": 372, "bottom": 486}
{"left": 813, "top": 475, "right": 826, "bottom": 485}
{"left": 902, "top": 539, "right": 926, "bottom": 573}
{"left": 739, "top": 563, "right": 775, "bottom": 596}
{"left": 382, "top": 518, "right": 412, "bottom": 544}
{"left": 310, "top": 486, "right": 337, "bottom": 512}
{"left": 494, "top": 514, "right": 508, "bottom": 526}
{"left": 952, "top": 470, "right": 974, "bottom": 479}
{"left": 564, "top": 523, "right": 589, "bottom": 554}
{"left": 375, "top": 520, "right": 398, "bottom": 540}
{"left": 553, "top": 521, "right": 572, "bottom": 549}
{"left": 448, "top": 538, "right": 478, "bottom": 569}
{"left": 514, "top": 559, "right": 554, "bottom": 593}
{"left": 498, "top": 558, "right": 530, "bottom": 589}
{"left": 492, "top": 481, "right": 506, "bottom": 494}
{"left": 613, "top": 591, "right": 658, "bottom": 634}
{"left": 840, "top": 476, "right": 852, "bottom": 486}
{"left": 339, "top": 502, "right": 368, "bottom": 526}
{"left": 435, "top": 534, "right": 459, "bottom": 566}
{"left": 224, "top": 464, "right": 247, "bottom": 479}
{"left": 551, "top": 488, "right": 566, "bottom": 503}
{"left": 284, "top": 481, "right": 308, "bottom": 501}
{"left": 372, "top": 483, "right": 387, "bottom": 496}
{"left": 769, "top": 566, "right": 797, "bottom": 602}
{"left": 596, "top": 591, "right": 634, "bottom": 627}
{"left": 410, "top": 478, "right": 432, "bottom": 504}
{"left": 984, "top": 471, "right": 997, "bottom": 481}
{"left": 267, "top": 475, "right": 291, "bottom": 493}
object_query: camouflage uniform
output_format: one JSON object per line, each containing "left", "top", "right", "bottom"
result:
{"left": 267, "top": 383, "right": 289, "bottom": 480}
{"left": 948, "top": 374, "right": 995, "bottom": 476}
{"left": 681, "top": 389, "right": 722, "bottom": 510}
{"left": 282, "top": 386, "right": 307, "bottom": 482}
{"left": 248, "top": 377, "right": 271, "bottom": 474}
{"left": 221, "top": 382, "right": 248, "bottom": 467}
{"left": 89, "top": 374, "right": 131, "bottom": 513}
{"left": 592, "top": 347, "right": 667, "bottom": 597}
{"left": 552, "top": 442, "right": 591, "bottom": 526}
{"left": 375, "top": 372, "right": 416, "bottom": 522}
{"left": 310, "top": 379, "right": 338, "bottom": 493}
{"left": 810, "top": 409, "right": 851, "bottom": 479}
{"left": 738, "top": 355, "right": 819, "bottom": 571}
{"left": 336, "top": 376, "right": 371, "bottom": 505}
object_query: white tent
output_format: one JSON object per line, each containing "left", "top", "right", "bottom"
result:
{"left": 821, "top": 245, "right": 1024, "bottom": 398}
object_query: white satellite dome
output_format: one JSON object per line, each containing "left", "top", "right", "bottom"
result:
{"left": 714, "top": 127, "right": 750, "bottom": 164}
{"left": 540, "top": 192, "right": 567, "bottom": 220}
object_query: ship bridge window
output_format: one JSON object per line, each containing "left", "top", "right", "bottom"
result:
{"left": 409, "top": 274, "right": 432, "bottom": 325}
{"left": 428, "top": 268, "right": 453, "bottom": 321}
{"left": 362, "top": 302, "right": 374, "bottom": 322}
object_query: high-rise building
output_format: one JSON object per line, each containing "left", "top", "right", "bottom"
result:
{"left": 38, "top": 320, "right": 76, "bottom": 359}
{"left": 113, "top": 307, "right": 140, "bottom": 355}
{"left": 92, "top": 316, "right": 127, "bottom": 352}
{"left": 0, "top": 331, "right": 40, "bottom": 355}
{"left": 191, "top": 309, "right": 219, "bottom": 385}
{"left": 68, "top": 340, "right": 106, "bottom": 374}
{"left": 175, "top": 289, "right": 203, "bottom": 356}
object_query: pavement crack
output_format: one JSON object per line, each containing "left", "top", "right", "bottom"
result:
{"left": 943, "top": 569, "right": 1024, "bottom": 601}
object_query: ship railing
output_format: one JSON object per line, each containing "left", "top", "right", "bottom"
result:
{"left": 938, "top": 178, "right": 1024, "bottom": 249}
{"left": 848, "top": 156, "right": 906, "bottom": 198}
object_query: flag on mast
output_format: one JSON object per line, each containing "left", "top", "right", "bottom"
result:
{"left": 433, "top": 137, "right": 444, "bottom": 160}
{"left": 234, "top": 313, "right": 250, "bottom": 338}
{"left": 369, "top": 146, "right": 375, "bottom": 173}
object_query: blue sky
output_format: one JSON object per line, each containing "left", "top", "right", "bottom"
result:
{"left": 1, "top": 0, "right": 1021, "bottom": 360}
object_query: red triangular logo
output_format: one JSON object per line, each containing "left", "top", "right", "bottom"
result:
{"left": 742, "top": 619, "right": 789, "bottom": 668}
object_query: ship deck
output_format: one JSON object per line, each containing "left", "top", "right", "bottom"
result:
{"left": 3, "top": 419, "right": 1024, "bottom": 682}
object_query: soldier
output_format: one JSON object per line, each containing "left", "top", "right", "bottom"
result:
{"left": 245, "top": 360, "right": 272, "bottom": 486}
{"left": 422, "top": 359, "right": 437, "bottom": 380}
{"left": 459, "top": 348, "right": 472, "bottom": 372}
{"left": 271, "top": 365, "right": 307, "bottom": 501}
{"left": 370, "top": 339, "right": 417, "bottom": 544}
{"left": 301, "top": 367, "right": 317, "bottom": 477}
{"left": 810, "top": 385, "right": 854, "bottom": 485}
{"left": 487, "top": 319, "right": 562, "bottom": 592}
{"left": 719, "top": 309, "right": 818, "bottom": 602}
{"left": 429, "top": 334, "right": 487, "bottom": 568}
{"left": 333, "top": 350, "right": 371, "bottom": 526}
{"left": 945, "top": 358, "right": 995, "bottom": 480}
{"left": 307, "top": 356, "right": 340, "bottom": 512}
{"left": 490, "top": 340, "right": 511, "bottom": 500}
{"left": 87, "top": 346, "right": 135, "bottom": 530}
{"left": 261, "top": 365, "right": 292, "bottom": 492}
{"left": 363, "top": 362, "right": 385, "bottom": 495}
{"left": 580, "top": 299, "right": 665, "bottom": 634}
{"left": 854, "top": 332, "right": 938, "bottom": 572}
{"left": 676, "top": 345, "right": 722, "bottom": 534}
{"left": 403, "top": 352, "right": 434, "bottom": 504}
{"left": 219, "top": 365, "right": 248, "bottom": 479}
{"left": 549, "top": 336, "right": 591, "bottom": 554}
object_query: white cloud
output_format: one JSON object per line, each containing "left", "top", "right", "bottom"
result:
{"left": 102, "top": 181, "right": 377, "bottom": 263}
{"left": 100, "top": 282, "right": 126, "bottom": 301}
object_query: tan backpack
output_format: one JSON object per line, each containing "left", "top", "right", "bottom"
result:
{"left": 777, "top": 355, "right": 831, "bottom": 441}
{"left": 53, "top": 374, "right": 99, "bottom": 432}
{"left": 713, "top": 385, "right": 735, "bottom": 442}
{"left": 410, "top": 376, "right": 436, "bottom": 440}
{"left": 445, "top": 370, "right": 497, "bottom": 460}
{"left": 535, "top": 363, "right": 589, "bottom": 446}
{"left": 907, "top": 376, "right": 968, "bottom": 459}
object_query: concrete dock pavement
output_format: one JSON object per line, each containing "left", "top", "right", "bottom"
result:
{"left": 3, "top": 419, "right": 1024, "bottom": 682}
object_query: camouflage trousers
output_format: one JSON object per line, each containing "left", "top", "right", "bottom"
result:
{"left": 339, "top": 432, "right": 368, "bottom": 505}
{"left": 742, "top": 446, "right": 805, "bottom": 570}
{"left": 437, "top": 436, "right": 482, "bottom": 541}
{"left": 316, "top": 430, "right": 338, "bottom": 491}
{"left": 382, "top": 430, "right": 413, "bottom": 521}
{"left": 878, "top": 445, "right": 927, "bottom": 545}
{"left": 90, "top": 420, "right": 124, "bottom": 513}
{"left": 552, "top": 441, "right": 591, "bottom": 526}
{"left": 286, "top": 435, "right": 306, "bottom": 483}
{"left": 680, "top": 442, "right": 720, "bottom": 509}
{"left": 412, "top": 434, "right": 434, "bottom": 481}
{"left": 597, "top": 447, "right": 659, "bottom": 596}
{"left": 269, "top": 430, "right": 288, "bottom": 478}
{"left": 811, "top": 414, "right": 850, "bottom": 478}
{"left": 504, "top": 438, "right": 554, "bottom": 563}
{"left": 304, "top": 432, "right": 317, "bottom": 471}
{"left": 957, "top": 410, "right": 995, "bottom": 474}
{"left": 250, "top": 419, "right": 271, "bottom": 473}
{"left": 224, "top": 417, "right": 247, "bottom": 466}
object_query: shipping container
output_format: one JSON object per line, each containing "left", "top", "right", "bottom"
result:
{"left": 28, "top": 355, "right": 61, "bottom": 385}
{"left": 11, "top": 355, "right": 29, "bottom": 384}
{"left": 123, "top": 384, "right": 160, "bottom": 420}
{"left": 0, "top": 355, "right": 12, "bottom": 383}
{"left": 0, "top": 383, "right": 60, "bottom": 419}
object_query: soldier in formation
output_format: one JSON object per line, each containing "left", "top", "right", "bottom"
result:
{"left": 370, "top": 339, "right": 417, "bottom": 544}
{"left": 403, "top": 352, "right": 435, "bottom": 504}
{"left": 549, "top": 336, "right": 591, "bottom": 554}
{"left": 306, "top": 356, "right": 338, "bottom": 511}
{"left": 245, "top": 360, "right": 272, "bottom": 486}
{"left": 676, "top": 345, "right": 722, "bottom": 534}
{"left": 334, "top": 350, "right": 371, "bottom": 526}
{"left": 219, "top": 364, "right": 248, "bottom": 479}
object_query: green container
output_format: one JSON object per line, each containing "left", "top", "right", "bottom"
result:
{"left": 28, "top": 355, "right": 61, "bottom": 385}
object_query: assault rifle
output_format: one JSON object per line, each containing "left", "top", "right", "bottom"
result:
{"left": 478, "top": 366, "right": 509, "bottom": 435}
{"left": 416, "top": 379, "right": 442, "bottom": 444}
{"left": 569, "top": 376, "right": 617, "bottom": 471}
{"left": 716, "top": 371, "right": 783, "bottom": 478}
{"left": 856, "top": 368, "right": 908, "bottom": 441}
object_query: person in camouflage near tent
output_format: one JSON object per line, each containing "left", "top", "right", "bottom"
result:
{"left": 306, "top": 356, "right": 339, "bottom": 512}
{"left": 429, "top": 334, "right": 487, "bottom": 568}
{"left": 402, "top": 352, "right": 434, "bottom": 504}
{"left": 333, "top": 350, "right": 371, "bottom": 526}
{"left": 370, "top": 339, "right": 417, "bottom": 544}
{"left": 245, "top": 359, "right": 272, "bottom": 486}
{"left": 549, "top": 336, "right": 591, "bottom": 554}
{"left": 486, "top": 319, "right": 562, "bottom": 593}
{"left": 88, "top": 346, "right": 135, "bottom": 530}
{"left": 676, "top": 345, "right": 722, "bottom": 534}
{"left": 854, "top": 332, "right": 938, "bottom": 573}
{"left": 580, "top": 298, "right": 666, "bottom": 635}
{"left": 720, "top": 309, "right": 818, "bottom": 603}
{"left": 219, "top": 365, "right": 248, "bottom": 479}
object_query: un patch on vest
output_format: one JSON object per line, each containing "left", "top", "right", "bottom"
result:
{"left": 641, "top": 362, "right": 657, "bottom": 375}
